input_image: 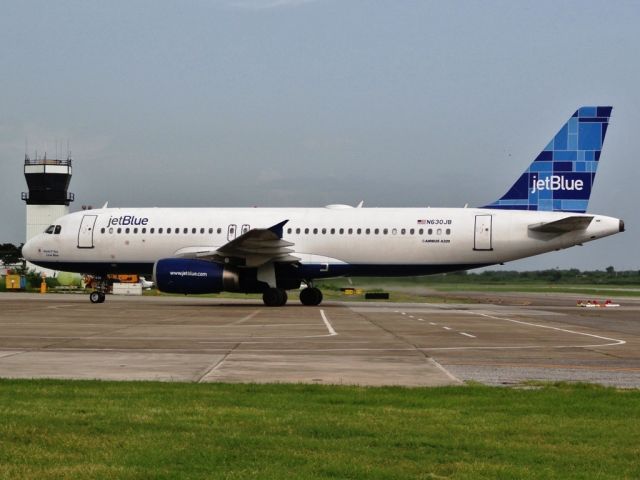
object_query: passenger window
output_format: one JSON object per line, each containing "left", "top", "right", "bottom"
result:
{"left": 419, "top": 228, "right": 424, "bottom": 235}
{"left": 374, "top": 228, "right": 379, "bottom": 235}
{"left": 142, "top": 228, "right": 146, "bottom": 234}
{"left": 150, "top": 228, "right": 155, "bottom": 234}
{"left": 321, "top": 228, "right": 326, "bottom": 234}
{"left": 446, "top": 228, "right": 451, "bottom": 235}
{"left": 159, "top": 228, "right": 163, "bottom": 234}
{"left": 296, "top": 228, "right": 301, "bottom": 234}
{"left": 437, "top": 228, "right": 442, "bottom": 235}
{"left": 357, "top": 228, "right": 362, "bottom": 234}
{"left": 109, "top": 228, "right": 114, "bottom": 234}
{"left": 383, "top": 228, "right": 388, "bottom": 235}
{"left": 392, "top": 228, "right": 397, "bottom": 235}
{"left": 428, "top": 228, "right": 433, "bottom": 235}
{"left": 208, "top": 228, "right": 213, "bottom": 234}
{"left": 401, "top": 228, "right": 406, "bottom": 235}
{"left": 313, "top": 228, "right": 318, "bottom": 234}
{"left": 410, "top": 228, "right": 415, "bottom": 235}
{"left": 217, "top": 228, "right": 222, "bottom": 234}
{"left": 304, "top": 228, "right": 309, "bottom": 234}
{"left": 183, "top": 228, "right": 188, "bottom": 234}
{"left": 287, "top": 228, "right": 292, "bottom": 234}
{"left": 45, "top": 225, "right": 55, "bottom": 234}
{"left": 101, "top": 228, "right": 105, "bottom": 234}
{"left": 117, "top": 228, "right": 122, "bottom": 234}
{"left": 167, "top": 228, "right": 172, "bottom": 234}
{"left": 133, "top": 228, "right": 138, "bottom": 234}
{"left": 125, "top": 228, "right": 130, "bottom": 234}
{"left": 348, "top": 228, "right": 353, "bottom": 235}
{"left": 330, "top": 228, "right": 335, "bottom": 234}
{"left": 365, "top": 228, "right": 370, "bottom": 235}
{"left": 339, "top": 228, "right": 344, "bottom": 234}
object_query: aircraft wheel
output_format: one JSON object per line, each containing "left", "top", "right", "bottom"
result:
{"left": 263, "top": 288, "right": 288, "bottom": 307}
{"left": 89, "top": 291, "right": 102, "bottom": 304}
{"left": 300, "top": 287, "right": 323, "bottom": 306}
{"left": 98, "top": 292, "right": 106, "bottom": 303}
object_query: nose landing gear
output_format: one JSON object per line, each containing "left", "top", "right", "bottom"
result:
{"left": 88, "top": 275, "right": 108, "bottom": 303}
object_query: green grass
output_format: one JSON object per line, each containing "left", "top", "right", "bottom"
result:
{"left": 1, "top": 380, "right": 639, "bottom": 479}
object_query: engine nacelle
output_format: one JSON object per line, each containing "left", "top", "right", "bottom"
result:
{"left": 153, "top": 258, "right": 240, "bottom": 294}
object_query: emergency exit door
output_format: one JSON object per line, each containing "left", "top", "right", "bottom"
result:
{"left": 77, "top": 215, "right": 98, "bottom": 249}
{"left": 473, "top": 215, "right": 493, "bottom": 251}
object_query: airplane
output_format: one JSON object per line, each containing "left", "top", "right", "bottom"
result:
{"left": 22, "top": 106, "right": 624, "bottom": 306}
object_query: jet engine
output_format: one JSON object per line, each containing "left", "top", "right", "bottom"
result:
{"left": 153, "top": 258, "right": 240, "bottom": 294}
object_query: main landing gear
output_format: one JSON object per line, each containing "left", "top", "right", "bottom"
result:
{"left": 261, "top": 286, "right": 324, "bottom": 306}
{"left": 262, "top": 288, "right": 288, "bottom": 307}
{"left": 299, "top": 287, "right": 323, "bottom": 306}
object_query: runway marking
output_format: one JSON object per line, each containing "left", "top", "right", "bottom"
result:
{"left": 429, "top": 322, "right": 437, "bottom": 326}
{"left": 320, "top": 309, "right": 338, "bottom": 336}
{"left": 417, "top": 318, "right": 425, "bottom": 322}
{"left": 475, "top": 312, "right": 626, "bottom": 347}
{"left": 418, "top": 312, "right": 626, "bottom": 351}
{"left": 459, "top": 332, "right": 476, "bottom": 338}
{"left": 230, "top": 310, "right": 261, "bottom": 325}
{"left": 443, "top": 326, "right": 452, "bottom": 331}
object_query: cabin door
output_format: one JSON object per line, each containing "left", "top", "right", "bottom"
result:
{"left": 473, "top": 215, "right": 493, "bottom": 251}
{"left": 78, "top": 215, "right": 98, "bottom": 249}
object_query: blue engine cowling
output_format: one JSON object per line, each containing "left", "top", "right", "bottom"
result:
{"left": 154, "top": 258, "right": 236, "bottom": 294}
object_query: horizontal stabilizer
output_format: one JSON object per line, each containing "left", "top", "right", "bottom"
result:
{"left": 528, "top": 216, "right": 593, "bottom": 233}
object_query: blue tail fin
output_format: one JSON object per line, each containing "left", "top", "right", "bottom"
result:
{"left": 486, "top": 106, "right": 612, "bottom": 213}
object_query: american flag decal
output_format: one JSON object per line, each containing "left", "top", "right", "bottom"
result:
{"left": 417, "top": 219, "right": 426, "bottom": 224}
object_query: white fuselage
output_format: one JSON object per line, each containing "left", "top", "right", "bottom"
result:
{"left": 22, "top": 206, "right": 622, "bottom": 278}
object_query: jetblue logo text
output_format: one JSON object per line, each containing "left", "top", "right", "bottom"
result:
{"left": 108, "top": 215, "right": 149, "bottom": 227}
{"left": 530, "top": 175, "right": 584, "bottom": 194}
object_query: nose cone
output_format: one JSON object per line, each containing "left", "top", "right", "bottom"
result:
{"left": 21, "top": 238, "right": 37, "bottom": 261}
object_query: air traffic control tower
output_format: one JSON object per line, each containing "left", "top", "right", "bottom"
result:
{"left": 22, "top": 154, "right": 74, "bottom": 243}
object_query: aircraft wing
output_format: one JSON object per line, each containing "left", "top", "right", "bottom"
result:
{"left": 528, "top": 216, "right": 594, "bottom": 234}
{"left": 175, "top": 220, "right": 298, "bottom": 266}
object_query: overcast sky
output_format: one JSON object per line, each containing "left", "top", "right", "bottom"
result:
{"left": 1, "top": 0, "right": 638, "bottom": 270}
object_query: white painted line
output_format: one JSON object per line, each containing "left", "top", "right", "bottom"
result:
{"left": 401, "top": 312, "right": 406, "bottom": 315}
{"left": 429, "top": 322, "right": 437, "bottom": 326}
{"left": 408, "top": 315, "right": 415, "bottom": 319}
{"left": 417, "top": 318, "right": 425, "bottom": 322}
{"left": 320, "top": 309, "right": 338, "bottom": 336}
{"left": 230, "top": 310, "right": 261, "bottom": 325}
{"left": 443, "top": 326, "right": 452, "bottom": 331}
{"left": 459, "top": 332, "right": 476, "bottom": 338}
{"left": 475, "top": 312, "right": 626, "bottom": 347}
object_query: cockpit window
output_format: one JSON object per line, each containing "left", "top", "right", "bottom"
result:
{"left": 45, "top": 225, "right": 55, "bottom": 234}
{"left": 54, "top": 225, "right": 62, "bottom": 234}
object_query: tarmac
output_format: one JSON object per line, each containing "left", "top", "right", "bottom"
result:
{"left": 1, "top": 292, "right": 639, "bottom": 387}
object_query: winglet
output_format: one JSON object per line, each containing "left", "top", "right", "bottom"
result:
{"left": 268, "top": 220, "right": 289, "bottom": 239}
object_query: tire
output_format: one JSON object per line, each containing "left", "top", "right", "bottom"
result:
{"left": 98, "top": 292, "right": 106, "bottom": 303}
{"left": 300, "top": 287, "right": 323, "bottom": 306}
{"left": 89, "top": 291, "right": 102, "bottom": 304}
{"left": 263, "top": 288, "right": 288, "bottom": 307}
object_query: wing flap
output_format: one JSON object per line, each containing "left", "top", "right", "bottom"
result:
{"left": 175, "top": 220, "right": 297, "bottom": 266}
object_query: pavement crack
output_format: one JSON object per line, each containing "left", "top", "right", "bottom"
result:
{"left": 196, "top": 342, "right": 240, "bottom": 383}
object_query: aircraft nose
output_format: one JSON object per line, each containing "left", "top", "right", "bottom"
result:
{"left": 21, "top": 239, "right": 37, "bottom": 261}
